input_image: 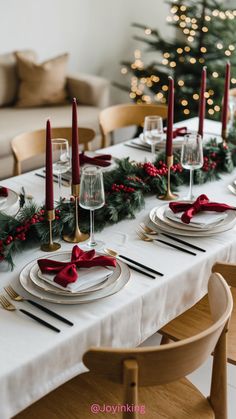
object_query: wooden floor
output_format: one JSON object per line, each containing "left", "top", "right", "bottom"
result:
{"left": 141, "top": 333, "right": 236, "bottom": 419}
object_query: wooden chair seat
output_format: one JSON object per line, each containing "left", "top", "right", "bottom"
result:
{"left": 160, "top": 287, "right": 236, "bottom": 365}
{"left": 15, "top": 372, "right": 214, "bottom": 419}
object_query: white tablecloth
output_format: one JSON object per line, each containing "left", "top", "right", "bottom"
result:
{"left": 1, "top": 117, "right": 235, "bottom": 418}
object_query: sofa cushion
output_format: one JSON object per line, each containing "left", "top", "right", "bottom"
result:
{"left": 0, "top": 50, "right": 37, "bottom": 106}
{"left": 15, "top": 52, "right": 68, "bottom": 107}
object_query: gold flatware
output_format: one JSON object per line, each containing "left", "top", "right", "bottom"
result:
{"left": 4, "top": 285, "right": 73, "bottom": 326}
{"left": 228, "top": 184, "right": 236, "bottom": 196}
{"left": 139, "top": 223, "right": 206, "bottom": 253}
{"left": 0, "top": 294, "right": 60, "bottom": 332}
{"left": 136, "top": 230, "right": 196, "bottom": 256}
{"left": 104, "top": 248, "right": 163, "bottom": 277}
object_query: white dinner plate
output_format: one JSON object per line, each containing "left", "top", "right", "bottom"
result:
{"left": 138, "top": 133, "right": 184, "bottom": 149}
{"left": 149, "top": 206, "right": 236, "bottom": 237}
{"left": 0, "top": 188, "right": 18, "bottom": 213}
{"left": 30, "top": 260, "right": 121, "bottom": 296}
{"left": 19, "top": 258, "right": 130, "bottom": 304}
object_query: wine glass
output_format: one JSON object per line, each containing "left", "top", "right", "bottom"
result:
{"left": 51, "top": 138, "right": 71, "bottom": 198}
{"left": 181, "top": 133, "right": 203, "bottom": 201}
{"left": 79, "top": 166, "right": 105, "bottom": 249}
{"left": 143, "top": 116, "right": 164, "bottom": 157}
{"left": 229, "top": 96, "right": 236, "bottom": 130}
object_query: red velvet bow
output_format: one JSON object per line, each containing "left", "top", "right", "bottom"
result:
{"left": 79, "top": 152, "right": 112, "bottom": 167}
{"left": 169, "top": 194, "right": 236, "bottom": 224}
{"left": 164, "top": 126, "right": 188, "bottom": 139}
{"left": 38, "top": 245, "right": 116, "bottom": 288}
{"left": 0, "top": 187, "right": 8, "bottom": 197}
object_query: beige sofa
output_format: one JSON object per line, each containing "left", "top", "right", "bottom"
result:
{"left": 0, "top": 51, "right": 110, "bottom": 180}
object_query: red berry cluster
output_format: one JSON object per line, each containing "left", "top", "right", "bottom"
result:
{"left": 143, "top": 162, "right": 164, "bottom": 177}
{"left": 0, "top": 209, "right": 61, "bottom": 261}
{"left": 111, "top": 183, "right": 135, "bottom": 193}
{"left": 202, "top": 156, "right": 217, "bottom": 172}
{"left": 126, "top": 175, "right": 143, "bottom": 184}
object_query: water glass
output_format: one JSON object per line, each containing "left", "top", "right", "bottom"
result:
{"left": 52, "top": 138, "right": 71, "bottom": 197}
{"left": 143, "top": 116, "right": 164, "bottom": 156}
{"left": 181, "top": 133, "right": 203, "bottom": 200}
{"left": 79, "top": 166, "right": 105, "bottom": 249}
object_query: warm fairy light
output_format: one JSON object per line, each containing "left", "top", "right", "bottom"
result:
{"left": 184, "top": 109, "right": 190, "bottom": 115}
{"left": 144, "top": 28, "right": 152, "bottom": 35}
{"left": 207, "top": 99, "right": 213, "bottom": 105}
{"left": 180, "top": 14, "right": 186, "bottom": 20}
{"left": 199, "top": 58, "right": 205, "bottom": 63}
{"left": 190, "top": 57, "right": 196, "bottom": 64}
{"left": 183, "top": 28, "right": 190, "bottom": 34}
{"left": 180, "top": 5, "right": 186, "bottom": 11}
{"left": 166, "top": 16, "right": 172, "bottom": 22}
{"left": 219, "top": 12, "right": 226, "bottom": 20}
{"left": 209, "top": 89, "right": 214, "bottom": 95}
{"left": 225, "top": 50, "right": 231, "bottom": 56}
{"left": 177, "top": 48, "right": 183, "bottom": 54}
{"left": 202, "top": 26, "right": 208, "bottom": 32}
{"left": 146, "top": 80, "right": 153, "bottom": 87}
{"left": 142, "top": 95, "right": 152, "bottom": 103}
{"left": 193, "top": 94, "right": 199, "bottom": 100}
{"left": 208, "top": 109, "right": 214, "bottom": 115}
{"left": 204, "top": 92, "right": 210, "bottom": 98}
{"left": 214, "top": 105, "right": 220, "bottom": 111}
{"left": 163, "top": 52, "right": 170, "bottom": 58}
{"left": 134, "top": 49, "right": 141, "bottom": 59}
{"left": 162, "top": 59, "right": 169, "bottom": 65}
{"left": 156, "top": 92, "right": 164, "bottom": 100}
{"left": 178, "top": 80, "right": 185, "bottom": 86}
{"left": 229, "top": 45, "right": 235, "bottom": 51}
{"left": 185, "top": 17, "right": 191, "bottom": 23}
{"left": 170, "top": 61, "right": 176, "bottom": 67}
{"left": 173, "top": 15, "right": 180, "bottom": 21}
{"left": 191, "top": 18, "right": 197, "bottom": 23}
{"left": 217, "top": 43, "right": 223, "bottom": 49}
{"left": 184, "top": 46, "right": 191, "bottom": 52}
{"left": 212, "top": 10, "right": 219, "bottom": 17}
{"left": 171, "top": 6, "right": 178, "bottom": 13}
{"left": 190, "top": 30, "right": 196, "bottom": 36}
{"left": 192, "top": 24, "right": 198, "bottom": 29}
{"left": 161, "top": 98, "right": 167, "bottom": 103}
{"left": 188, "top": 36, "right": 194, "bottom": 42}
{"left": 129, "top": 92, "right": 136, "bottom": 99}
{"left": 212, "top": 72, "right": 219, "bottom": 78}
{"left": 162, "top": 85, "right": 168, "bottom": 91}
{"left": 181, "top": 100, "right": 188, "bottom": 106}
{"left": 151, "top": 76, "right": 160, "bottom": 82}
{"left": 205, "top": 15, "right": 211, "bottom": 21}
{"left": 121, "top": 67, "right": 128, "bottom": 74}
{"left": 180, "top": 22, "right": 186, "bottom": 28}
{"left": 201, "top": 47, "right": 207, "bottom": 53}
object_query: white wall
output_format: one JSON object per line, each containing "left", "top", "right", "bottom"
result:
{"left": 0, "top": 0, "right": 172, "bottom": 103}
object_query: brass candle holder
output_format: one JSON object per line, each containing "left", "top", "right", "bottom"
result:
{"left": 63, "top": 184, "right": 89, "bottom": 243}
{"left": 159, "top": 155, "right": 178, "bottom": 201}
{"left": 41, "top": 209, "right": 61, "bottom": 252}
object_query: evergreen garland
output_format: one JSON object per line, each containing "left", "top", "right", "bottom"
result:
{"left": 1, "top": 138, "right": 236, "bottom": 269}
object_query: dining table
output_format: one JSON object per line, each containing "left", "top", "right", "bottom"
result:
{"left": 1, "top": 117, "right": 236, "bottom": 419}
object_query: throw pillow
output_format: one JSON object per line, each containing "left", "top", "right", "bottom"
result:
{"left": 15, "top": 52, "right": 68, "bottom": 107}
{"left": 0, "top": 50, "right": 37, "bottom": 106}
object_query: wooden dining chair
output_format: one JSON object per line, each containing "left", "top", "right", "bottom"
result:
{"left": 15, "top": 273, "right": 232, "bottom": 419}
{"left": 159, "top": 261, "right": 236, "bottom": 366}
{"left": 11, "top": 127, "right": 96, "bottom": 176}
{"left": 99, "top": 103, "right": 168, "bottom": 148}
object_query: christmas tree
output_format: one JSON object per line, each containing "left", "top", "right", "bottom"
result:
{"left": 117, "top": 0, "right": 236, "bottom": 121}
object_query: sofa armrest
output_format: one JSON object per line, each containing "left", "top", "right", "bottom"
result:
{"left": 66, "top": 73, "right": 110, "bottom": 108}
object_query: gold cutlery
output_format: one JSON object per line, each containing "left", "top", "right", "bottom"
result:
{"left": 0, "top": 295, "right": 60, "bottom": 332}
{"left": 228, "top": 184, "right": 236, "bottom": 196}
{"left": 136, "top": 230, "right": 197, "bottom": 256}
{"left": 139, "top": 223, "right": 206, "bottom": 252}
{"left": 4, "top": 285, "right": 73, "bottom": 326}
{"left": 104, "top": 248, "right": 160, "bottom": 278}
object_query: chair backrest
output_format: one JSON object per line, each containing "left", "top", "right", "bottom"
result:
{"left": 11, "top": 127, "right": 96, "bottom": 176}
{"left": 83, "top": 273, "right": 232, "bottom": 418}
{"left": 99, "top": 103, "right": 168, "bottom": 148}
{"left": 212, "top": 261, "right": 236, "bottom": 287}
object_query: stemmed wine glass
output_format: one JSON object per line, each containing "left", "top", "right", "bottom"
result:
{"left": 229, "top": 96, "right": 236, "bottom": 130}
{"left": 79, "top": 166, "right": 105, "bottom": 249}
{"left": 181, "top": 133, "right": 203, "bottom": 201}
{"left": 51, "top": 138, "right": 71, "bottom": 198}
{"left": 143, "top": 116, "right": 164, "bottom": 157}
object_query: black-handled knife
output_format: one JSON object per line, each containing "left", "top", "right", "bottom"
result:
{"left": 26, "top": 299, "right": 74, "bottom": 326}
{"left": 19, "top": 309, "right": 61, "bottom": 333}
{"left": 119, "top": 255, "right": 163, "bottom": 277}
{"left": 119, "top": 260, "right": 156, "bottom": 279}
{"left": 154, "top": 238, "right": 196, "bottom": 255}
{"left": 161, "top": 233, "right": 206, "bottom": 252}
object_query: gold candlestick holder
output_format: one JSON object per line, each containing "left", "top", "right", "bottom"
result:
{"left": 41, "top": 209, "right": 61, "bottom": 252}
{"left": 63, "top": 184, "right": 89, "bottom": 243}
{"left": 159, "top": 155, "right": 178, "bottom": 201}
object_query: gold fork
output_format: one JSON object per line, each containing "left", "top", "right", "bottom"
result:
{"left": 136, "top": 229, "right": 196, "bottom": 256}
{"left": 4, "top": 285, "right": 73, "bottom": 326}
{"left": 139, "top": 223, "right": 206, "bottom": 253}
{"left": 0, "top": 294, "right": 60, "bottom": 332}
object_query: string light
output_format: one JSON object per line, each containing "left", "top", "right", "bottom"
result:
{"left": 184, "top": 109, "right": 190, "bottom": 115}
{"left": 178, "top": 80, "right": 185, "bottom": 86}
{"left": 212, "top": 72, "right": 219, "bottom": 78}
{"left": 214, "top": 105, "right": 221, "bottom": 111}
{"left": 144, "top": 28, "right": 152, "bottom": 35}
{"left": 193, "top": 94, "right": 199, "bottom": 100}
{"left": 181, "top": 100, "right": 188, "bottom": 106}
{"left": 121, "top": 67, "right": 128, "bottom": 74}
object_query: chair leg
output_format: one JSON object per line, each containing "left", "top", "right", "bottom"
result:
{"left": 160, "top": 334, "right": 171, "bottom": 345}
{"left": 123, "top": 359, "right": 138, "bottom": 419}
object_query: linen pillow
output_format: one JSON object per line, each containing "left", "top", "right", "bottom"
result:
{"left": 15, "top": 52, "right": 68, "bottom": 107}
{"left": 0, "top": 50, "right": 37, "bottom": 106}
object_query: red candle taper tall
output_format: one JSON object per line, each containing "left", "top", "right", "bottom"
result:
{"left": 41, "top": 119, "right": 61, "bottom": 252}
{"left": 198, "top": 66, "right": 207, "bottom": 138}
{"left": 72, "top": 98, "right": 80, "bottom": 185}
{"left": 221, "top": 61, "right": 231, "bottom": 141}
{"left": 160, "top": 76, "right": 178, "bottom": 200}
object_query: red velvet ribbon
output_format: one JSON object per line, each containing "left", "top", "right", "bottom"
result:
{"left": 164, "top": 126, "right": 188, "bottom": 139}
{"left": 0, "top": 187, "right": 8, "bottom": 197}
{"left": 169, "top": 194, "right": 236, "bottom": 224}
{"left": 38, "top": 245, "right": 116, "bottom": 288}
{"left": 79, "top": 152, "right": 112, "bottom": 167}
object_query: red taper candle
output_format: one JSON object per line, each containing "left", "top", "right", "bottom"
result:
{"left": 166, "top": 76, "right": 174, "bottom": 157}
{"left": 221, "top": 61, "right": 231, "bottom": 138}
{"left": 198, "top": 66, "right": 207, "bottom": 137}
{"left": 71, "top": 98, "right": 80, "bottom": 184}
{"left": 45, "top": 119, "right": 54, "bottom": 211}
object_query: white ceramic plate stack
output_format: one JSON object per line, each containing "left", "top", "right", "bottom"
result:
{"left": 136, "top": 133, "right": 184, "bottom": 150}
{"left": 0, "top": 188, "right": 19, "bottom": 215}
{"left": 149, "top": 203, "right": 236, "bottom": 237}
{"left": 19, "top": 251, "right": 130, "bottom": 304}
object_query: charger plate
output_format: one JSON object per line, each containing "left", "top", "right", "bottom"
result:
{"left": 19, "top": 258, "right": 130, "bottom": 304}
{"left": 0, "top": 188, "right": 18, "bottom": 214}
{"left": 149, "top": 206, "right": 236, "bottom": 237}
